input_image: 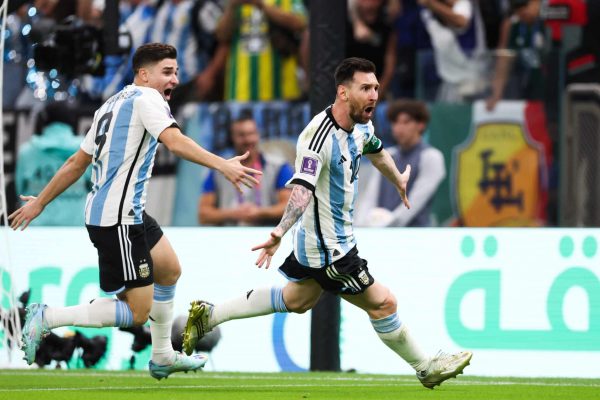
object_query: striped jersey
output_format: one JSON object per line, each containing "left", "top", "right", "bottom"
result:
{"left": 151, "top": 0, "right": 204, "bottom": 84}
{"left": 289, "top": 106, "right": 383, "bottom": 268}
{"left": 81, "top": 85, "right": 177, "bottom": 226}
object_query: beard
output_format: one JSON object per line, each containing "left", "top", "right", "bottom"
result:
{"left": 349, "top": 101, "right": 371, "bottom": 125}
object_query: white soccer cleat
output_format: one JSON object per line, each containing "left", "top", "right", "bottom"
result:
{"left": 416, "top": 350, "right": 472, "bottom": 389}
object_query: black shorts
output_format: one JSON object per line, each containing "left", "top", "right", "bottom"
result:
{"left": 278, "top": 246, "right": 375, "bottom": 295}
{"left": 86, "top": 213, "right": 163, "bottom": 294}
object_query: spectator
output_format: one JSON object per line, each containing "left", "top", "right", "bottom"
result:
{"left": 93, "top": 0, "right": 228, "bottom": 105}
{"left": 486, "top": 0, "right": 546, "bottom": 111}
{"left": 391, "top": 0, "right": 434, "bottom": 99}
{"left": 419, "top": 0, "right": 489, "bottom": 102}
{"left": 15, "top": 101, "right": 91, "bottom": 226}
{"left": 198, "top": 115, "right": 293, "bottom": 226}
{"left": 347, "top": 0, "right": 397, "bottom": 99}
{"left": 356, "top": 99, "right": 445, "bottom": 227}
{"left": 215, "top": 0, "right": 307, "bottom": 101}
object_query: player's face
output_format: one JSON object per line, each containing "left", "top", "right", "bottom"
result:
{"left": 346, "top": 71, "right": 379, "bottom": 124}
{"left": 391, "top": 113, "right": 423, "bottom": 150}
{"left": 143, "top": 58, "right": 179, "bottom": 101}
{"left": 231, "top": 119, "right": 260, "bottom": 156}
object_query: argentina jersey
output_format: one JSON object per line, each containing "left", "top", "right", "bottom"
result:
{"left": 81, "top": 85, "right": 177, "bottom": 226}
{"left": 151, "top": 0, "right": 203, "bottom": 84}
{"left": 289, "top": 106, "right": 383, "bottom": 268}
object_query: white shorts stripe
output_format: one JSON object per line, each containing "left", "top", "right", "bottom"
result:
{"left": 125, "top": 225, "right": 137, "bottom": 280}
{"left": 117, "top": 226, "right": 130, "bottom": 281}
{"left": 325, "top": 265, "right": 360, "bottom": 291}
{"left": 325, "top": 265, "right": 360, "bottom": 292}
{"left": 328, "top": 264, "right": 361, "bottom": 291}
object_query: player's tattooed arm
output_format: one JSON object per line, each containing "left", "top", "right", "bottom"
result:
{"left": 273, "top": 184, "right": 312, "bottom": 237}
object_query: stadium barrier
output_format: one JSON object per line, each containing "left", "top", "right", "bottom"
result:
{"left": 1, "top": 227, "right": 598, "bottom": 377}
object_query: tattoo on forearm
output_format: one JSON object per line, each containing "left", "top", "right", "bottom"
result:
{"left": 276, "top": 185, "right": 312, "bottom": 234}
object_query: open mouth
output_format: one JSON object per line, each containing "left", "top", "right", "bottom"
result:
{"left": 364, "top": 106, "right": 374, "bottom": 114}
{"left": 164, "top": 88, "right": 173, "bottom": 98}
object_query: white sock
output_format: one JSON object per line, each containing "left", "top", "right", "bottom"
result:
{"left": 371, "top": 313, "right": 429, "bottom": 371}
{"left": 44, "top": 298, "right": 133, "bottom": 328}
{"left": 210, "top": 287, "right": 288, "bottom": 327}
{"left": 150, "top": 284, "right": 176, "bottom": 365}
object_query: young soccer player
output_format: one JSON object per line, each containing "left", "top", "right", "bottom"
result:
{"left": 9, "top": 43, "right": 261, "bottom": 379}
{"left": 182, "top": 57, "right": 472, "bottom": 389}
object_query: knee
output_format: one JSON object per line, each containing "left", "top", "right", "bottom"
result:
{"left": 371, "top": 292, "right": 397, "bottom": 319}
{"left": 168, "top": 264, "right": 182, "bottom": 282}
{"left": 131, "top": 307, "right": 151, "bottom": 326}
{"left": 286, "top": 297, "right": 319, "bottom": 314}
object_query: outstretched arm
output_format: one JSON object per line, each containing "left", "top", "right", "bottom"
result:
{"left": 9, "top": 149, "right": 92, "bottom": 230}
{"left": 251, "top": 184, "right": 312, "bottom": 268}
{"left": 367, "top": 149, "right": 411, "bottom": 209}
{"left": 159, "top": 127, "right": 261, "bottom": 192}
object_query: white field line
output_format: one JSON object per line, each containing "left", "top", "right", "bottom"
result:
{"left": 0, "top": 373, "right": 599, "bottom": 392}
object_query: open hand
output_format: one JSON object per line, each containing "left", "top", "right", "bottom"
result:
{"left": 398, "top": 165, "right": 411, "bottom": 209}
{"left": 8, "top": 195, "right": 44, "bottom": 231}
{"left": 251, "top": 231, "right": 282, "bottom": 269}
{"left": 221, "top": 151, "right": 262, "bottom": 193}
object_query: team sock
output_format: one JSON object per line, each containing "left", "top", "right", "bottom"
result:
{"left": 44, "top": 297, "right": 133, "bottom": 328}
{"left": 370, "top": 313, "right": 429, "bottom": 371}
{"left": 209, "top": 287, "right": 288, "bottom": 328}
{"left": 150, "top": 283, "right": 177, "bottom": 365}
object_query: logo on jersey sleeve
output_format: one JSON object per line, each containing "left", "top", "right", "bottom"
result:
{"left": 301, "top": 157, "right": 318, "bottom": 176}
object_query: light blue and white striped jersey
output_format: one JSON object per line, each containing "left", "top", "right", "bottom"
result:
{"left": 289, "top": 106, "right": 383, "bottom": 268}
{"left": 81, "top": 85, "right": 177, "bottom": 226}
{"left": 150, "top": 0, "right": 203, "bottom": 84}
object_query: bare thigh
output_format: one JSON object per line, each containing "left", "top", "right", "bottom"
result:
{"left": 282, "top": 279, "right": 323, "bottom": 313}
{"left": 150, "top": 235, "right": 182, "bottom": 286}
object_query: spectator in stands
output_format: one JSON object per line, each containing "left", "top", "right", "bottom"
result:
{"left": 15, "top": 101, "right": 91, "bottom": 226}
{"left": 198, "top": 114, "right": 293, "bottom": 226}
{"left": 355, "top": 99, "right": 445, "bottom": 227}
{"left": 93, "top": 0, "right": 228, "bottom": 106}
{"left": 486, "top": 0, "right": 546, "bottom": 111}
{"left": 215, "top": 0, "right": 307, "bottom": 101}
{"left": 391, "top": 0, "right": 434, "bottom": 99}
{"left": 419, "top": 0, "right": 489, "bottom": 102}
{"left": 347, "top": 0, "right": 397, "bottom": 99}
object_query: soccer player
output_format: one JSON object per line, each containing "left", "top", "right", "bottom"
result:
{"left": 9, "top": 43, "right": 261, "bottom": 379}
{"left": 182, "top": 57, "right": 472, "bottom": 389}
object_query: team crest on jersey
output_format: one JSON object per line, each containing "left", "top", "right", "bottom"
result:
{"left": 301, "top": 157, "right": 318, "bottom": 175}
{"left": 358, "top": 270, "right": 370, "bottom": 286}
{"left": 138, "top": 263, "right": 150, "bottom": 279}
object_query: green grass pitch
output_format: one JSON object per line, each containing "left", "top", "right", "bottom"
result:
{"left": 1, "top": 370, "right": 599, "bottom": 400}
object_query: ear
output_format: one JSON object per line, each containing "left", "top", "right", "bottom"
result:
{"left": 337, "top": 85, "right": 348, "bottom": 101}
{"left": 138, "top": 67, "right": 148, "bottom": 82}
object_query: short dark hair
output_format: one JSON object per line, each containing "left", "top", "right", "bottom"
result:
{"left": 132, "top": 43, "right": 177, "bottom": 75}
{"left": 334, "top": 57, "right": 376, "bottom": 87}
{"left": 386, "top": 99, "right": 430, "bottom": 129}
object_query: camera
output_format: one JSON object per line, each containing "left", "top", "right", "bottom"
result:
{"left": 33, "top": 16, "right": 131, "bottom": 78}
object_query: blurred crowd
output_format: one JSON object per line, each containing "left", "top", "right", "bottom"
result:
{"left": 3, "top": 0, "right": 599, "bottom": 227}
{"left": 5, "top": 0, "right": 581, "bottom": 107}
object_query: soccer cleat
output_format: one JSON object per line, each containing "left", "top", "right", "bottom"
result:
{"left": 416, "top": 350, "right": 473, "bottom": 389}
{"left": 182, "top": 300, "right": 213, "bottom": 356}
{"left": 148, "top": 352, "right": 208, "bottom": 380}
{"left": 21, "top": 303, "right": 50, "bottom": 365}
